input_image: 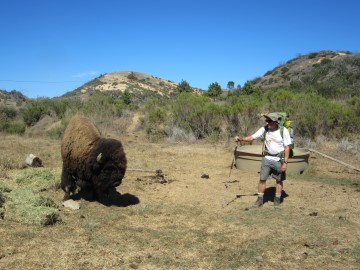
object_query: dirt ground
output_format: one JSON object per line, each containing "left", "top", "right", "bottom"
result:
{"left": 0, "top": 118, "right": 359, "bottom": 270}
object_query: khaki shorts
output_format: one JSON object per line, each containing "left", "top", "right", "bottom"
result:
{"left": 259, "top": 157, "right": 286, "bottom": 182}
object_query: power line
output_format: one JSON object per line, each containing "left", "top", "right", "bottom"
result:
{"left": 0, "top": 79, "right": 83, "bottom": 83}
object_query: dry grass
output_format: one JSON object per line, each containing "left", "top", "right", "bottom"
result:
{"left": 0, "top": 129, "right": 359, "bottom": 269}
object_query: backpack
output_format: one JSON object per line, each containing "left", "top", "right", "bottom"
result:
{"left": 263, "top": 112, "right": 294, "bottom": 157}
{"left": 276, "top": 112, "right": 294, "bottom": 148}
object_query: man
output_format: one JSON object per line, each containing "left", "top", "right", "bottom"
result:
{"left": 234, "top": 112, "right": 291, "bottom": 209}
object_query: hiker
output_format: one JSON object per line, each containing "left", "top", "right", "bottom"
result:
{"left": 234, "top": 112, "right": 291, "bottom": 209}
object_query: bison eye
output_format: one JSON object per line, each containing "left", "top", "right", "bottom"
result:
{"left": 102, "top": 165, "right": 116, "bottom": 174}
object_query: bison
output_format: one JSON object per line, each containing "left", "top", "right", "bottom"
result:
{"left": 60, "top": 112, "right": 127, "bottom": 201}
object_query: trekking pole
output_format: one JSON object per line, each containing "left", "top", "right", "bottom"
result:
{"left": 221, "top": 141, "right": 240, "bottom": 208}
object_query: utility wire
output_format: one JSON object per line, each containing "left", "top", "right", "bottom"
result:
{"left": 0, "top": 79, "right": 83, "bottom": 83}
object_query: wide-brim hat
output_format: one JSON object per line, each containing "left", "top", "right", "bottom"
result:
{"left": 263, "top": 112, "right": 280, "bottom": 122}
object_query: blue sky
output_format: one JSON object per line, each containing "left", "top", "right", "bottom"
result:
{"left": 1, "top": 0, "right": 359, "bottom": 98}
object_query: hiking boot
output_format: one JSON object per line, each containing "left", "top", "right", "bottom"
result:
{"left": 274, "top": 197, "right": 281, "bottom": 209}
{"left": 252, "top": 197, "right": 264, "bottom": 208}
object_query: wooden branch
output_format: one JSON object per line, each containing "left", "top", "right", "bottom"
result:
{"left": 127, "top": 168, "right": 163, "bottom": 173}
{"left": 309, "top": 148, "right": 360, "bottom": 172}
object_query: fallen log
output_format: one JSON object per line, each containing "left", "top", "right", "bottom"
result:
{"left": 25, "top": 154, "right": 43, "bottom": 167}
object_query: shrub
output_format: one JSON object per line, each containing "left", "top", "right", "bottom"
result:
{"left": 140, "top": 98, "right": 169, "bottom": 141}
{"left": 337, "top": 138, "right": 358, "bottom": 155}
{"left": 281, "top": 66, "right": 289, "bottom": 74}
{"left": 6, "top": 122, "right": 26, "bottom": 135}
{"left": 82, "top": 92, "right": 124, "bottom": 119}
{"left": 50, "top": 98, "right": 81, "bottom": 118}
{"left": 308, "top": 52, "right": 318, "bottom": 59}
{"left": 321, "top": 58, "right": 332, "bottom": 65}
{"left": 164, "top": 126, "right": 196, "bottom": 143}
{"left": 46, "top": 125, "right": 66, "bottom": 139}
{"left": 20, "top": 100, "right": 49, "bottom": 126}
{"left": 171, "top": 93, "right": 224, "bottom": 139}
{"left": 0, "top": 107, "right": 17, "bottom": 119}
{"left": 127, "top": 72, "right": 138, "bottom": 80}
{"left": 223, "top": 95, "right": 263, "bottom": 136}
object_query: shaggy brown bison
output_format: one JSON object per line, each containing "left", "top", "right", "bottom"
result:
{"left": 60, "top": 112, "right": 127, "bottom": 201}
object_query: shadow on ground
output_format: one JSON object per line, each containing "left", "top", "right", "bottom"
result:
{"left": 263, "top": 186, "right": 288, "bottom": 204}
{"left": 71, "top": 190, "right": 140, "bottom": 207}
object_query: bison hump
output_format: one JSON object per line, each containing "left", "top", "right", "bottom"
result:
{"left": 61, "top": 113, "right": 101, "bottom": 159}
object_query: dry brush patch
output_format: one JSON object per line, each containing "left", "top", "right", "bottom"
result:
{"left": 0, "top": 135, "right": 359, "bottom": 269}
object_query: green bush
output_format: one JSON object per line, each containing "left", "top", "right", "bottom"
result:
{"left": 0, "top": 107, "right": 17, "bottom": 119}
{"left": 46, "top": 125, "right": 65, "bottom": 139}
{"left": 6, "top": 122, "right": 26, "bottom": 135}
{"left": 308, "top": 52, "right": 318, "bottom": 59}
{"left": 20, "top": 100, "right": 49, "bottom": 126}
{"left": 281, "top": 66, "right": 289, "bottom": 74}
{"left": 50, "top": 98, "right": 81, "bottom": 118}
{"left": 171, "top": 93, "right": 221, "bottom": 139}
{"left": 223, "top": 95, "right": 263, "bottom": 136}
{"left": 82, "top": 92, "right": 124, "bottom": 118}
{"left": 141, "top": 98, "right": 169, "bottom": 141}
{"left": 321, "top": 58, "right": 332, "bottom": 65}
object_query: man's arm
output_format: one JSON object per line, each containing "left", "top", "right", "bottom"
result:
{"left": 234, "top": 135, "right": 254, "bottom": 142}
{"left": 234, "top": 126, "right": 265, "bottom": 143}
{"left": 282, "top": 145, "right": 290, "bottom": 172}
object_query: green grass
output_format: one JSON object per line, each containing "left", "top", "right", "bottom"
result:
{"left": 5, "top": 188, "right": 61, "bottom": 226}
{"left": 15, "top": 168, "right": 59, "bottom": 192}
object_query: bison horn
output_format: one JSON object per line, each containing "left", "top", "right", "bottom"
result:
{"left": 96, "top": 153, "right": 103, "bottom": 163}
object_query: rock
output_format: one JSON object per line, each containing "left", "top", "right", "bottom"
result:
{"left": 255, "top": 255, "right": 264, "bottom": 262}
{"left": 300, "top": 252, "right": 308, "bottom": 260}
{"left": 62, "top": 199, "right": 80, "bottom": 210}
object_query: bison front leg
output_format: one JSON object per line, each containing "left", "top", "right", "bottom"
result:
{"left": 60, "top": 167, "right": 76, "bottom": 201}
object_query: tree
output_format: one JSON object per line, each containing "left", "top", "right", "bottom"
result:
{"left": 227, "top": 81, "right": 235, "bottom": 90}
{"left": 242, "top": 80, "right": 254, "bottom": 95}
{"left": 176, "top": 80, "right": 192, "bottom": 93}
{"left": 207, "top": 82, "right": 222, "bottom": 99}
{"left": 127, "top": 72, "right": 137, "bottom": 80}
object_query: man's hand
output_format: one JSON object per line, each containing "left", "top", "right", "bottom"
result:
{"left": 234, "top": 136, "right": 242, "bottom": 142}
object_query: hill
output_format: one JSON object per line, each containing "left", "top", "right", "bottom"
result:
{"left": 0, "top": 89, "right": 27, "bottom": 108}
{"left": 61, "top": 71, "right": 203, "bottom": 102}
{"left": 249, "top": 50, "right": 360, "bottom": 98}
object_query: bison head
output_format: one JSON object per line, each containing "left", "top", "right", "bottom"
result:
{"left": 86, "top": 138, "right": 127, "bottom": 194}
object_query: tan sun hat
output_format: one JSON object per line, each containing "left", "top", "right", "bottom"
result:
{"left": 263, "top": 112, "right": 280, "bottom": 122}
